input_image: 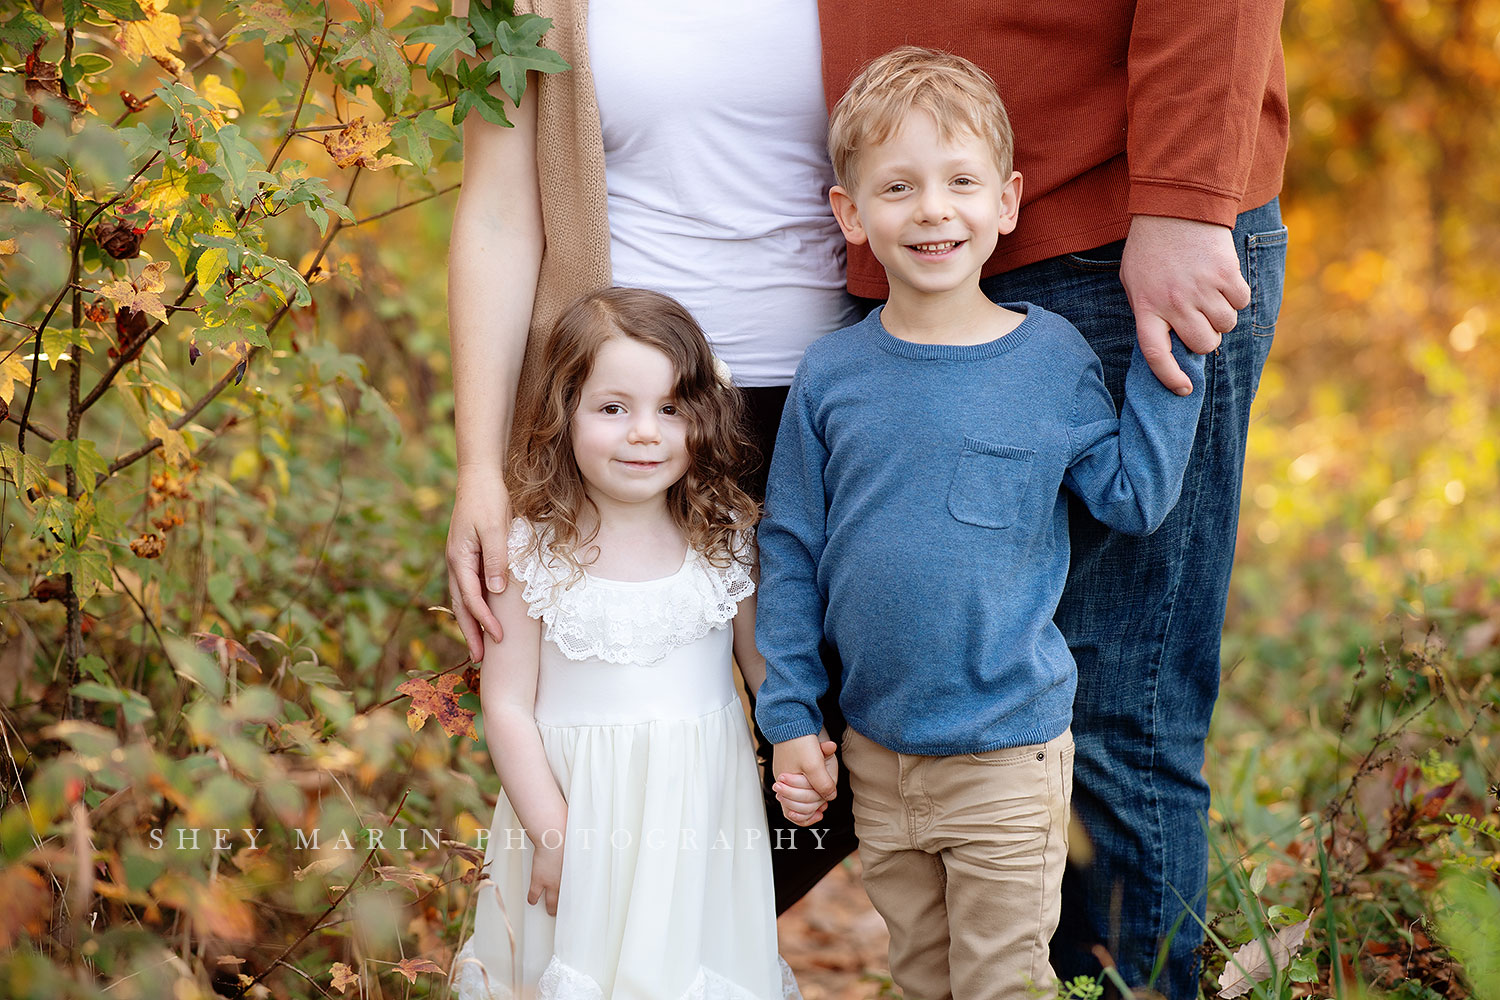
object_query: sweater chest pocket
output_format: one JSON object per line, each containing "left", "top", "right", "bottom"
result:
{"left": 947, "top": 436, "right": 1036, "bottom": 529}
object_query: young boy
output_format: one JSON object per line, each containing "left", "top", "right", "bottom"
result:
{"left": 753, "top": 47, "right": 1208, "bottom": 1000}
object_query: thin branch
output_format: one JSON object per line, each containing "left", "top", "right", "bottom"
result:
{"left": 3, "top": 410, "right": 58, "bottom": 444}
{"left": 238, "top": 789, "right": 411, "bottom": 997}
{"left": 288, "top": 98, "right": 458, "bottom": 136}
{"left": 110, "top": 567, "right": 177, "bottom": 674}
{"left": 1, "top": 317, "right": 38, "bottom": 334}
{"left": 102, "top": 167, "right": 362, "bottom": 482}
{"left": 263, "top": 17, "right": 333, "bottom": 177}
{"left": 349, "top": 182, "right": 460, "bottom": 227}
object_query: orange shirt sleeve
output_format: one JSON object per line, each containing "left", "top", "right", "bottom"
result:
{"left": 1125, "top": 0, "right": 1286, "bottom": 226}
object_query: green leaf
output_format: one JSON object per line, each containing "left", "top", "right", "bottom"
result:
{"left": 84, "top": 0, "right": 148, "bottom": 20}
{"left": 454, "top": 60, "right": 512, "bottom": 128}
{"left": 0, "top": 8, "right": 54, "bottom": 52}
{"left": 212, "top": 123, "right": 262, "bottom": 206}
{"left": 1249, "top": 860, "right": 1268, "bottom": 895}
{"left": 1286, "top": 953, "right": 1318, "bottom": 983}
{"left": 46, "top": 439, "right": 111, "bottom": 486}
{"left": 1266, "top": 903, "right": 1308, "bottom": 926}
{"left": 72, "top": 52, "right": 115, "bottom": 76}
{"left": 333, "top": 0, "right": 411, "bottom": 105}
{"left": 405, "top": 16, "right": 476, "bottom": 75}
{"left": 71, "top": 681, "right": 126, "bottom": 704}
{"left": 78, "top": 655, "right": 112, "bottom": 684}
{"left": 391, "top": 116, "right": 433, "bottom": 174}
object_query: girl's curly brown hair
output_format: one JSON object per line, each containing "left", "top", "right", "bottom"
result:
{"left": 509, "top": 287, "right": 760, "bottom": 576}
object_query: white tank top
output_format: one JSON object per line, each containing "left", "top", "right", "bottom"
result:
{"left": 588, "top": 0, "right": 861, "bottom": 387}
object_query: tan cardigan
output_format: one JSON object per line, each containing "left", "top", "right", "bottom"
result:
{"left": 511, "top": 0, "right": 609, "bottom": 434}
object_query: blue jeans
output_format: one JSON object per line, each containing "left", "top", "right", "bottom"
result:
{"left": 979, "top": 199, "right": 1288, "bottom": 1000}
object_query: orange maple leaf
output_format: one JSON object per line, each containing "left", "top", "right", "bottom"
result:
{"left": 329, "top": 962, "right": 359, "bottom": 994}
{"left": 323, "top": 118, "right": 411, "bottom": 171}
{"left": 392, "top": 957, "right": 445, "bottom": 984}
{"left": 396, "top": 677, "right": 478, "bottom": 740}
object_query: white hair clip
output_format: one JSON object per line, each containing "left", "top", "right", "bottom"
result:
{"left": 710, "top": 354, "right": 735, "bottom": 390}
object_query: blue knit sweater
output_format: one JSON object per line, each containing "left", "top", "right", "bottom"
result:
{"left": 754, "top": 303, "right": 1206, "bottom": 754}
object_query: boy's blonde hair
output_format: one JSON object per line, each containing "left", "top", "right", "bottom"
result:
{"left": 828, "top": 46, "right": 1014, "bottom": 191}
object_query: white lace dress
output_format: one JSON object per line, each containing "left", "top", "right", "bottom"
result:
{"left": 452, "top": 519, "right": 802, "bottom": 1000}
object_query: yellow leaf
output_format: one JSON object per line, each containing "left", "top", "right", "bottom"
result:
{"left": 0, "top": 355, "right": 32, "bottom": 406}
{"left": 136, "top": 167, "right": 192, "bottom": 229}
{"left": 196, "top": 246, "right": 228, "bottom": 287}
{"left": 147, "top": 417, "right": 190, "bottom": 466}
{"left": 229, "top": 449, "right": 260, "bottom": 480}
{"left": 115, "top": 0, "right": 185, "bottom": 77}
{"left": 322, "top": 118, "right": 394, "bottom": 169}
{"left": 137, "top": 260, "right": 169, "bottom": 295}
{"left": 358, "top": 153, "right": 411, "bottom": 172}
{"left": 200, "top": 74, "right": 243, "bottom": 113}
{"left": 0, "top": 238, "right": 17, "bottom": 254}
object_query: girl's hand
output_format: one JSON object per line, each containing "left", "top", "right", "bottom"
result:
{"left": 773, "top": 771, "right": 828, "bottom": 826}
{"left": 527, "top": 834, "right": 564, "bottom": 916}
{"left": 771, "top": 737, "right": 838, "bottom": 827}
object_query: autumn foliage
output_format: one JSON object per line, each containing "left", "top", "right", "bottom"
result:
{"left": 1, "top": 1, "right": 1498, "bottom": 999}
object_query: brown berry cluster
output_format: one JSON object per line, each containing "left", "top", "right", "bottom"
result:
{"left": 129, "top": 533, "right": 165, "bottom": 559}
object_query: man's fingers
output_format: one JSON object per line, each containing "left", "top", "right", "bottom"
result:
{"left": 1135, "top": 313, "right": 1193, "bottom": 396}
{"left": 1225, "top": 267, "right": 1252, "bottom": 312}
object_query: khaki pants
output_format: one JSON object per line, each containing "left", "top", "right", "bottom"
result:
{"left": 842, "top": 727, "right": 1074, "bottom": 1000}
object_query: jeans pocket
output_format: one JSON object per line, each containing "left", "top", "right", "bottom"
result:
{"left": 1063, "top": 238, "right": 1127, "bottom": 272}
{"left": 1247, "top": 226, "right": 1289, "bottom": 335}
{"left": 948, "top": 436, "right": 1034, "bottom": 529}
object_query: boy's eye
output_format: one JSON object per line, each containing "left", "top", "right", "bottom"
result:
{"left": 953, "top": 177, "right": 975, "bottom": 186}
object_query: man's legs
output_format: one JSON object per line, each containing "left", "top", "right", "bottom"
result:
{"left": 739, "top": 386, "right": 860, "bottom": 912}
{"left": 980, "top": 200, "right": 1287, "bottom": 998}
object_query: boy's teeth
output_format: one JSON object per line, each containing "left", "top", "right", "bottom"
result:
{"left": 912, "top": 241, "right": 957, "bottom": 251}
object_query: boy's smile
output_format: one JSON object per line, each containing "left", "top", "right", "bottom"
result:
{"left": 829, "top": 111, "right": 1022, "bottom": 331}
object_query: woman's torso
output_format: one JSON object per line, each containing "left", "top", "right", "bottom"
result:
{"left": 588, "top": 0, "right": 860, "bottom": 387}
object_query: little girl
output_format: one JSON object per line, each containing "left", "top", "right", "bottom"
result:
{"left": 451, "top": 288, "right": 802, "bottom": 999}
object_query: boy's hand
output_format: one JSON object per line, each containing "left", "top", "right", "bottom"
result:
{"left": 772, "top": 735, "right": 838, "bottom": 827}
{"left": 527, "top": 833, "right": 564, "bottom": 916}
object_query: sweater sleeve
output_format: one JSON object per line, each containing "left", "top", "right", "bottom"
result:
{"left": 753, "top": 370, "right": 831, "bottom": 745}
{"left": 1126, "top": 0, "right": 1285, "bottom": 226}
{"left": 1064, "top": 336, "right": 1207, "bottom": 535}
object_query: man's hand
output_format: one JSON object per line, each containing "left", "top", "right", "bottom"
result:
{"left": 772, "top": 735, "right": 838, "bottom": 827}
{"left": 527, "top": 833, "right": 564, "bottom": 916}
{"left": 1120, "top": 215, "right": 1251, "bottom": 395}
{"left": 447, "top": 465, "right": 511, "bottom": 661}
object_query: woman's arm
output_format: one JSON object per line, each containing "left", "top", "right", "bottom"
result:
{"left": 445, "top": 37, "right": 544, "bottom": 661}
{"left": 478, "top": 582, "right": 567, "bottom": 914}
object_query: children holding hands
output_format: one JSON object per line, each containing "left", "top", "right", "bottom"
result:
{"left": 754, "top": 48, "right": 1209, "bottom": 1000}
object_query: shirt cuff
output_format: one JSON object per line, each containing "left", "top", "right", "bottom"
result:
{"left": 1127, "top": 180, "right": 1241, "bottom": 229}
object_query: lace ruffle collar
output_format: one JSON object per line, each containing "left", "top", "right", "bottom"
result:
{"left": 506, "top": 518, "right": 754, "bottom": 665}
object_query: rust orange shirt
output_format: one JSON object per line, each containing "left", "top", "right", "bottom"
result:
{"left": 819, "top": 2, "right": 1290, "bottom": 299}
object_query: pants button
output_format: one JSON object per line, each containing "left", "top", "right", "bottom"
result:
{"left": 1037, "top": 751, "right": 1045, "bottom": 761}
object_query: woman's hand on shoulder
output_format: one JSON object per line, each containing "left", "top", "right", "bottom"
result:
{"left": 448, "top": 465, "right": 512, "bottom": 661}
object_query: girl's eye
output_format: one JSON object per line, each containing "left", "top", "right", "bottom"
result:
{"left": 601, "top": 403, "right": 624, "bottom": 415}
{"left": 660, "top": 404, "right": 678, "bottom": 416}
